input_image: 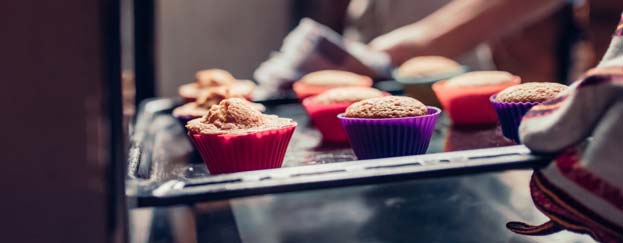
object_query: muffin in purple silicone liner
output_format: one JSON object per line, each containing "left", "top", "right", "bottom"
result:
{"left": 490, "top": 82, "right": 567, "bottom": 143}
{"left": 338, "top": 96, "right": 441, "bottom": 159}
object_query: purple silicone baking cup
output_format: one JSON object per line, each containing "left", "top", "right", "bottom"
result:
{"left": 338, "top": 107, "right": 441, "bottom": 160}
{"left": 490, "top": 95, "right": 540, "bottom": 143}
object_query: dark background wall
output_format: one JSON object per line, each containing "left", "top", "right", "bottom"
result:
{"left": 0, "top": 0, "right": 124, "bottom": 242}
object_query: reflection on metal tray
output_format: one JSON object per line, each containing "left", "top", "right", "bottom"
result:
{"left": 127, "top": 94, "right": 551, "bottom": 207}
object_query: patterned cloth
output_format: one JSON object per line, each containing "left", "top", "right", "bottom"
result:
{"left": 507, "top": 13, "right": 623, "bottom": 243}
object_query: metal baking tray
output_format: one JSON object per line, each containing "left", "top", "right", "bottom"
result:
{"left": 127, "top": 87, "right": 551, "bottom": 207}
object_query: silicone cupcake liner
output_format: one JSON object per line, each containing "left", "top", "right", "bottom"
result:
{"left": 338, "top": 107, "right": 440, "bottom": 160}
{"left": 189, "top": 125, "right": 296, "bottom": 174}
{"left": 292, "top": 78, "right": 373, "bottom": 100}
{"left": 393, "top": 66, "right": 468, "bottom": 107}
{"left": 302, "top": 99, "right": 350, "bottom": 143}
{"left": 301, "top": 92, "right": 389, "bottom": 143}
{"left": 490, "top": 95, "right": 539, "bottom": 143}
{"left": 432, "top": 76, "right": 520, "bottom": 125}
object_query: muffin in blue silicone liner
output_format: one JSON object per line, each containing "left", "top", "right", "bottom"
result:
{"left": 489, "top": 82, "right": 568, "bottom": 143}
{"left": 490, "top": 95, "right": 539, "bottom": 143}
{"left": 337, "top": 96, "right": 440, "bottom": 160}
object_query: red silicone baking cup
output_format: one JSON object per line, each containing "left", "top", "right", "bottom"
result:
{"left": 292, "top": 78, "right": 373, "bottom": 100}
{"left": 301, "top": 92, "right": 390, "bottom": 143}
{"left": 189, "top": 124, "right": 296, "bottom": 174}
{"left": 302, "top": 99, "right": 351, "bottom": 143}
{"left": 432, "top": 76, "right": 520, "bottom": 125}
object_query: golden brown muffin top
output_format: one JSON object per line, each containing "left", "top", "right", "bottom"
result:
{"left": 195, "top": 69, "right": 236, "bottom": 87}
{"left": 186, "top": 98, "right": 294, "bottom": 134}
{"left": 495, "top": 82, "right": 568, "bottom": 103}
{"left": 300, "top": 70, "right": 370, "bottom": 86}
{"left": 397, "top": 56, "right": 461, "bottom": 77}
{"left": 311, "top": 87, "right": 384, "bottom": 104}
{"left": 444, "top": 71, "right": 515, "bottom": 87}
{"left": 345, "top": 96, "right": 428, "bottom": 118}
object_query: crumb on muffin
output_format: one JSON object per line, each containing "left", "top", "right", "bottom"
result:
{"left": 311, "top": 87, "right": 384, "bottom": 104}
{"left": 495, "top": 82, "right": 568, "bottom": 103}
{"left": 195, "top": 69, "right": 236, "bottom": 87}
{"left": 186, "top": 98, "right": 293, "bottom": 134}
{"left": 300, "top": 70, "right": 370, "bottom": 86}
{"left": 444, "top": 71, "right": 516, "bottom": 87}
{"left": 345, "top": 96, "right": 428, "bottom": 118}
{"left": 397, "top": 56, "right": 461, "bottom": 77}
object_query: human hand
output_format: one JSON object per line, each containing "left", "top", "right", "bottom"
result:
{"left": 368, "top": 27, "right": 432, "bottom": 65}
{"left": 507, "top": 22, "right": 623, "bottom": 242}
{"left": 253, "top": 18, "right": 391, "bottom": 95}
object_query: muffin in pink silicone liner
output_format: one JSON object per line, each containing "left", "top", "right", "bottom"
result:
{"left": 292, "top": 70, "right": 373, "bottom": 100}
{"left": 186, "top": 98, "right": 296, "bottom": 174}
{"left": 491, "top": 82, "right": 567, "bottom": 143}
{"left": 178, "top": 68, "right": 256, "bottom": 102}
{"left": 338, "top": 96, "right": 441, "bottom": 159}
{"left": 302, "top": 87, "right": 386, "bottom": 143}
{"left": 432, "top": 71, "right": 520, "bottom": 125}
{"left": 173, "top": 86, "right": 265, "bottom": 130}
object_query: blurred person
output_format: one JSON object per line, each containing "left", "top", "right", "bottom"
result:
{"left": 254, "top": 0, "right": 623, "bottom": 93}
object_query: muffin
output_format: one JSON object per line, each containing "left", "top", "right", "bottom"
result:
{"left": 444, "top": 71, "right": 517, "bottom": 87}
{"left": 491, "top": 82, "right": 568, "bottom": 142}
{"left": 393, "top": 56, "right": 467, "bottom": 107}
{"left": 186, "top": 98, "right": 296, "bottom": 174}
{"left": 302, "top": 87, "right": 385, "bottom": 143}
{"left": 494, "top": 82, "right": 568, "bottom": 103}
{"left": 292, "top": 70, "right": 373, "bottom": 100}
{"left": 432, "top": 71, "right": 520, "bottom": 125}
{"left": 397, "top": 56, "right": 462, "bottom": 78}
{"left": 337, "top": 96, "right": 441, "bottom": 159}
{"left": 178, "top": 69, "right": 256, "bottom": 102}
{"left": 173, "top": 86, "right": 265, "bottom": 127}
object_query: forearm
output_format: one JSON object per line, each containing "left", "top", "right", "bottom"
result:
{"left": 372, "top": 0, "right": 564, "bottom": 64}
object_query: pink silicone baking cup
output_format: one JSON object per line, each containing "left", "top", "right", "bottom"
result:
{"left": 302, "top": 98, "right": 351, "bottom": 143}
{"left": 432, "top": 76, "right": 521, "bottom": 125}
{"left": 301, "top": 92, "right": 390, "bottom": 143}
{"left": 292, "top": 78, "right": 373, "bottom": 101}
{"left": 189, "top": 124, "right": 296, "bottom": 174}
